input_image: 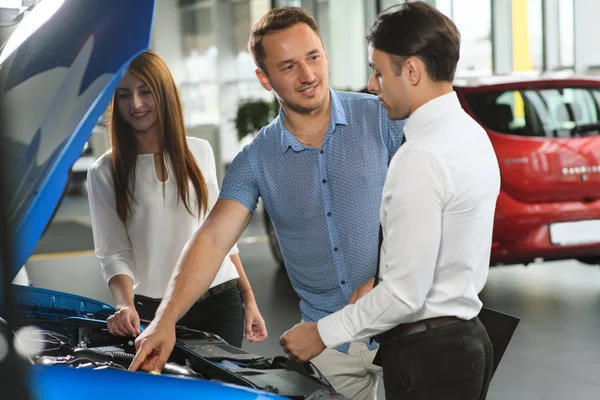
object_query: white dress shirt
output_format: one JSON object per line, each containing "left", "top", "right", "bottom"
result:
{"left": 318, "top": 91, "right": 501, "bottom": 348}
{"left": 87, "top": 137, "right": 239, "bottom": 299}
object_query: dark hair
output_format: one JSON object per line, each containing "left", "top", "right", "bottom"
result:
{"left": 248, "top": 6, "right": 321, "bottom": 73}
{"left": 107, "top": 50, "right": 208, "bottom": 223}
{"left": 366, "top": 1, "right": 460, "bottom": 82}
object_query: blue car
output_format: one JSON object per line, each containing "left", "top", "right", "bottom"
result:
{"left": 0, "top": 1, "right": 340, "bottom": 399}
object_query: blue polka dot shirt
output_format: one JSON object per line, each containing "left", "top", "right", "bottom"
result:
{"left": 220, "top": 89, "right": 405, "bottom": 353}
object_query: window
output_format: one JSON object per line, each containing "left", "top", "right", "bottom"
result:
{"left": 235, "top": 0, "right": 275, "bottom": 103}
{"left": 179, "top": 0, "right": 218, "bottom": 125}
{"left": 527, "top": 0, "right": 543, "bottom": 71}
{"left": 380, "top": 0, "right": 405, "bottom": 10}
{"left": 313, "top": 0, "right": 374, "bottom": 91}
{"left": 558, "top": 0, "right": 574, "bottom": 67}
{"left": 180, "top": 2, "right": 213, "bottom": 57}
{"left": 274, "top": 0, "right": 302, "bottom": 6}
{"left": 466, "top": 88, "right": 600, "bottom": 138}
{"left": 453, "top": 0, "right": 492, "bottom": 75}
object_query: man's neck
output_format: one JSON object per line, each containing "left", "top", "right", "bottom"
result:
{"left": 409, "top": 82, "right": 453, "bottom": 117}
{"left": 283, "top": 90, "right": 331, "bottom": 136}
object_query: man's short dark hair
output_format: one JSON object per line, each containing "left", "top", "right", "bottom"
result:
{"left": 248, "top": 7, "right": 321, "bottom": 74}
{"left": 366, "top": 1, "right": 460, "bottom": 82}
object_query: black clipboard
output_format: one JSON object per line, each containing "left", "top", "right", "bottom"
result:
{"left": 478, "top": 307, "right": 520, "bottom": 377}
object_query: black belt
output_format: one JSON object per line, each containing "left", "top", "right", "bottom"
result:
{"left": 375, "top": 316, "right": 463, "bottom": 345}
{"left": 135, "top": 279, "right": 238, "bottom": 306}
{"left": 372, "top": 316, "right": 464, "bottom": 367}
{"left": 197, "top": 278, "right": 238, "bottom": 302}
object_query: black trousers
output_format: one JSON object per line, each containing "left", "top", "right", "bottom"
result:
{"left": 379, "top": 317, "right": 493, "bottom": 399}
{"left": 133, "top": 286, "right": 244, "bottom": 348}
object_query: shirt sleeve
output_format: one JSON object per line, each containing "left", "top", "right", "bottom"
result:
{"left": 203, "top": 142, "right": 239, "bottom": 256}
{"left": 380, "top": 102, "right": 407, "bottom": 163}
{"left": 219, "top": 147, "right": 260, "bottom": 214}
{"left": 87, "top": 162, "right": 136, "bottom": 286}
{"left": 318, "top": 149, "right": 446, "bottom": 347}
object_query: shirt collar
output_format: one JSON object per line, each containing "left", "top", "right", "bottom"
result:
{"left": 279, "top": 89, "right": 348, "bottom": 153}
{"left": 403, "top": 91, "right": 461, "bottom": 142}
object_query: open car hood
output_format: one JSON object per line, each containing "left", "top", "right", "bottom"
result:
{"left": 0, "top": 0, "right": 154, "bottom": 287}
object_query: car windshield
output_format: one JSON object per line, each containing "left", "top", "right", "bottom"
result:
{"left": 465, "top": 87, "right": 600, "bottom": 138}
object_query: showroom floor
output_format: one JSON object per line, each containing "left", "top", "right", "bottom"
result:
{"left": 23, "top": 189, "right": 600, "bottom": 400}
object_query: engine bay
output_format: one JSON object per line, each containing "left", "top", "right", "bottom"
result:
{"left": 12, "top": 317, "right": 337, "bottom": 399}
{"left": 29, "top": 330, "right": 199, "bottom": 377}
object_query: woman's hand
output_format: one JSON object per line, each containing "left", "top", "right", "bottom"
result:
{"left": 242, "top": 293, "right": 268, "bottom": 342}
{"left": 107, "top": 305, "right": 141, "bottom": 337}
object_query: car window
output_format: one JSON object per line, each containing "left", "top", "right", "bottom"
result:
{"left": 465, "top": 87, "right": 600, "bottom": 138}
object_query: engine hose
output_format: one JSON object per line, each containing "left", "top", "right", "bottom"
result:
{"left": 72, "top": 348, "right": 133, "bottom": 369}
{"left": 102, "top": 351, "right": 197, "bottom": 376}
{"left": 72, "top": 348, "right": 196, "bottom": 376}
{"left": 109, "top": 351, "right": 134, "bottom": 369}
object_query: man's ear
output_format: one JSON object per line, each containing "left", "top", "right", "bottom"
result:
{"left": 255, "top": 68, "right": 272, "bottom": 91}
{"left": 405, "top": 57, "right": 421, "bottom": 86}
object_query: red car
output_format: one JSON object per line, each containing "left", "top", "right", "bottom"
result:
{"left": 455, "top": 75, "right": 600, "bottom": 266}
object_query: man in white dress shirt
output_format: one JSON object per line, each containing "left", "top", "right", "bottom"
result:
{"left": 280, "top": 2, "right": 501, "bottom": 399}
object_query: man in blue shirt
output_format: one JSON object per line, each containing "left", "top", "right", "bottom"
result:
{"left": 129, "top": 7, "right": 404, "bottom": 400}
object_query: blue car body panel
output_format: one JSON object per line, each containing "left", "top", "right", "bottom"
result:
{"left": 13, "top": 285, "right": 115, "bottom": 320}
{"left": 29, "top": 366, "right": 284, "bottom": 400}
{"left": 1, "top": 0, "right": 153, "bottom": 283}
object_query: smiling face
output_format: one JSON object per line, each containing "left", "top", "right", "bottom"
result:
{"left": 255, "top": 23, "right": 329, "bottom": 115}
{"left": 114, "top": 71, "right": 158, "bottom": 133}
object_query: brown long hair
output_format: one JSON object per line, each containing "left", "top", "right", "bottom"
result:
{"left": 107, "top": 50, "right": 208, "bottom": 223}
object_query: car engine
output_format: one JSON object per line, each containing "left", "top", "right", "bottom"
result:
{"left": 8, "top": 317, "right": 341, "bottom": 399}
{"left": 24, "top": 328, "right": 200, "bottom": 377}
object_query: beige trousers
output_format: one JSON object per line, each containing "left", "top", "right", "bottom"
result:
{"left": 311, "top": 341, "right": 383, "bottom": 400}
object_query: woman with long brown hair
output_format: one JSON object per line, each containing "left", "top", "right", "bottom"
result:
{"left": 87, "top": 50, "right": 267, "bottom": 347}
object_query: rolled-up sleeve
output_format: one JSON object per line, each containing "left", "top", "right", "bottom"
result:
{"left": 219, "top": 147, "right": 260, "bottom": 215}
{"left": 87, "top": 163, "right": 136, "bottom": 285}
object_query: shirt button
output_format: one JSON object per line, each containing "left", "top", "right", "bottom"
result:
{"left": 322, "top": 179, "right": 327, "bottom": 184}
{"left": 341, "top": 280, "right": 346, "bottom": 285}
{"left": 327, "top": 212, "right": 332, "bottom": 217}
{"left": 334, "top": 247, "right": 338, "bottom": 252}
{"left": 320, "top": 150, "right": 324, "bottom": 154}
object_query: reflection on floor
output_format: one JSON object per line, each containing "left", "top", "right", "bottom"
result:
{"left": 24, "top": 193, "right": 600, "bottom": 399}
